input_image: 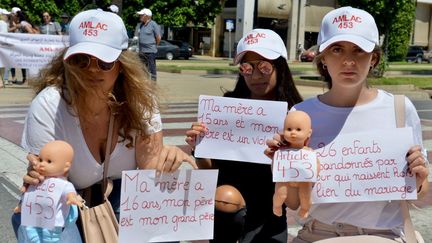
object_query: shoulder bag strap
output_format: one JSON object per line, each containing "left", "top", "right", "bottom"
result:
{"left": 102, "top": 113, "right": 115, "bottom": 198}
{"left": 394, "top": 94, "right": 417, "bottom": 243}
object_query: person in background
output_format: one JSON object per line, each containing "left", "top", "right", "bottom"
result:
{"left": 59, "top": 13, "right": 70, "bottom": 35}
{"left": 0, "top": 8, "right": 10, "bottom": 87}
{"left": 8, "top": 7, "right": 37, "bottom": 85}
{"left": 39, "top": 11, "right": 62, "bottom": 35}
{"left": 134, "top": 8, "right": 160, "bottom": 81}
{"left": 108, "top": 4, "right": 119, "bottom": 14}
{"left": 185, "top": 29, "right": 303, "bottom": 243}
{"left": 11, "top": 9, "right": 195, "bottom": 241}
{"left": 265, "top": 7, "right": 429, "bottom": 243}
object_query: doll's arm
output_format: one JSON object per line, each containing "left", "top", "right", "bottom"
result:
{"left": 66, "top": 192, "right": 82, "bottom": 207}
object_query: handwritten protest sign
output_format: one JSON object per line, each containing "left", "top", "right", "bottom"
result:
{"left": 273, "top": 149, "right": 318, "bottom": 182}
{"left": 0, "top": 33, "right": 68, "bottom": 69}
{"left": 21, "top": 178, "right": 68, "bottom": 229}
{"left": 119, "top": 169, "right": 218, "bottom": 243}
{"left": 195, "top": 95, "right": 287, "bottom": 164}
{"left": 311, "top": 128, "right": 416, "bottom": 203}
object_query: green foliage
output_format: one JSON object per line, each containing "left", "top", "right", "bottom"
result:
{"left": 121, "top": 0, "right": 224, "bottom": 33}
{"left": 338, "top": 0, "right": 416, "bottom": 72}
{"left": 1, "top": 0, "right": 224, "bottom": 36}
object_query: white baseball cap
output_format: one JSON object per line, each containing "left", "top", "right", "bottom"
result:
{"left": 11, "top": 7, "right": 21, "bottom": 14}
{"left": 0, "top": 9, "right": 11, "bottom": 15}
{"left": 234, "top": 29, "right": 287, "bottom": 64}
{"left": 108, "top": 4, "right": 119, "bottom": 14}
{"left": 64, "top": 9, "right": 128, "bottom": 63}
{"left": 137, "top": 8, "right": 152, "bottom": 16}
{"left": 317, "top": 6, "right": 379, "bottom": 53}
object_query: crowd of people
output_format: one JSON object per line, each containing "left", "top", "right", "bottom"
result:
{"left": 1, "top": 4, "right": 429, "bottom": 243}
{"left": 0, "top": 6, "right": 71, "bottom": 86}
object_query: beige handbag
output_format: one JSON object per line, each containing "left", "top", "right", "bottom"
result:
{"left": 78, "top": 113, "right": 119, "bottom": 243}
{"left": 314, "top": 95, "right": 422, "bottom": 243}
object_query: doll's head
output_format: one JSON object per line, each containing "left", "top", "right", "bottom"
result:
{"left": 215, "top": 185, "right": 246, "bottom": 213}
{"left": 283, "top": 110, "right": 312, "bottom": 148}
{"left": 34, "top": 140, "right": 74, "bottom": 177}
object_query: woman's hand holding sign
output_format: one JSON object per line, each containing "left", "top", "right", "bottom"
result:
{"left": 406, "top": 145, "right": 429, "bottom": 196}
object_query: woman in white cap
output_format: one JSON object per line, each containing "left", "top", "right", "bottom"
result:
{"left": 11, "top": 9, "right": 196, "bottom": 241}
{"left": 266, "top": 6, "right": 428, "bottom": 242}
{"left": 185, "top": 29, "right": 303, "bottom": 243}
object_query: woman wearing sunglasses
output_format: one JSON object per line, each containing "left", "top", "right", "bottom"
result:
{"left": 185, "top": 29, "right": 303, "bottom": 243}
{"left": 12, "top": 9, "right": 195, "bottom": 241}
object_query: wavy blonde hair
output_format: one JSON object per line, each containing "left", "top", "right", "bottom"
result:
{"left": 34, "top": 49, "right": 160, "bottom": 147}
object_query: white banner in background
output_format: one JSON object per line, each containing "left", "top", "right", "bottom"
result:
{"left": 0, "top": 33, "right": 69, "bottom": 69}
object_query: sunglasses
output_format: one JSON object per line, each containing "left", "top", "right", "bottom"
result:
{"left": 239, "top": 60, "right": 274, "bottom": 76}
{"left": 67, "top": 54, "right": 117, "bottom": 72}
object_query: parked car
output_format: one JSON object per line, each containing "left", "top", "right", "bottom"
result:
{"left": 166, "top": 40, "right": 193, "bottom": 59}
{"left": 423, "top": 49, "right": 432, "bottom": 63}
{"left": 127, "top": 38, "right": 180, "bottom": 60}
{"left": 405, "top": 45, "right": 427, "bottom": 63}
{"left": 156, "top": 40, "right": 180, "bottom": 60}
{"left": 300, "top": 45, "right": 318, "bottom": 62}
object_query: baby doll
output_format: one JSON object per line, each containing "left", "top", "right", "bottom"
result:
{"left": 215, "top": 184, "right": 246, "bottom": 213}
{"left": 17, "top": 140, "right": 82, "bottom": 243}
{"left": 273, "top": 110, "right": 319, "bottom": 218}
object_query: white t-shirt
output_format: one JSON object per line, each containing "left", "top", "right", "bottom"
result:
{"left": 21, "top": 86, "right": 163, "bottom": 189}
{"left": 294, "top": 89, "right": 425, "bottom": 231}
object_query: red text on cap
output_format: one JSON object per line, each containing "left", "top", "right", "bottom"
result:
{"left": 243, "top": 32, "right": 266, "bottom": 45}
{"left": 79, "top": 21, "right": 108, "bottom": 30}
{"left": 332, "top": 15, "right": 362, "bottom": 29}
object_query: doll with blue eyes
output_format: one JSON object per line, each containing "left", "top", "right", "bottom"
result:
{"left": 273, "top": 111, "right": 319, "bottom": 219}
{"left": 16, "top": 140, "right": 81, "bottom": 243}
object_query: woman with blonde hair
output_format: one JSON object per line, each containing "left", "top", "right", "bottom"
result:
{"left": 12, "top": 9, "right": 195, "bottom": 241}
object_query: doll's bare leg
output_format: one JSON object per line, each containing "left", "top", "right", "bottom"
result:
{"left": 273, "top": 182, "right": 288, "bottom": 216}
{"left": 297, "top": 183, "right": 312, "bottom": 218}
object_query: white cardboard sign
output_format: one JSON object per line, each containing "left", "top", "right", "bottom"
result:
{"left": 0, "top": 33, "right": 68, "bottom": 69}
{"left": 119, "top": 169, "right": 218, "bottom": 243}
{"left": 311, "top": 128, "right": 416, "bottom": 203}
{"left": 195, "top": 95, "right": 287, "bottom": 164}
{"left": 273, "top": 149, "right": 318, "bottom": 182}
{"left": 21, "top": 178, "right": 68, "bottom": 229}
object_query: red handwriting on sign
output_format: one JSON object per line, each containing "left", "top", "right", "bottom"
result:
{"left": 364, "top": 185, "right": 414, "bottom": 199}
{"left": 315, "top": 182, "right": 338, "bottom": 198}
{"left": 123, "top": 173, "right": 150, "bottom": 193}
{"left": 24, "top": 194, "right": 55, "bottom": 219}
{"left": 320, "top": 157, "right": 373, "bottom": 171}
{"left": 250, "top": 122, "right": 279, "bottom": 133}
{"left": 316, "top": 142, "right": 337, "bottom": 158}
{"left": 35, "top": 181, "right": 56, "bottom": 192}
{"left": 276, "top": 161, "right": 315, "bottom": 179}
{"left": 341, "top": 140, "right": 382, "bottom": 156}
{"left": 121, "top": 196, "right": 162, "bottom": 211}
{"left": 198, "top": 113, "right": 228, "bottom": 126}
{"left": 121, "top": 214, "right": 134, "bottom": 227}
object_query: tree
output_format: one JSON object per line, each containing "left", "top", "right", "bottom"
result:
{"left": 1, "top": 0, "right": 224, "bottom": 34}
{"left": 338, "top": 0, "right": 416, "bottom": 76}
{"left": 121, "top": 0, "right": 225, "bottom": 33}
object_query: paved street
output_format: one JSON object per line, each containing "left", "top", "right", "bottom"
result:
{"left": 0, "top": 70, "right": 431, "bottom": 242}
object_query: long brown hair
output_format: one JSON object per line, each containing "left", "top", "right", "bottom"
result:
{"left": 34, "top": 49, "right": 159, "bottom": 147}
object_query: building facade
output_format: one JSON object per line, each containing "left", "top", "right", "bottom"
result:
{"left": 206, "top": 0, "right": 432, "bottom": 60}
